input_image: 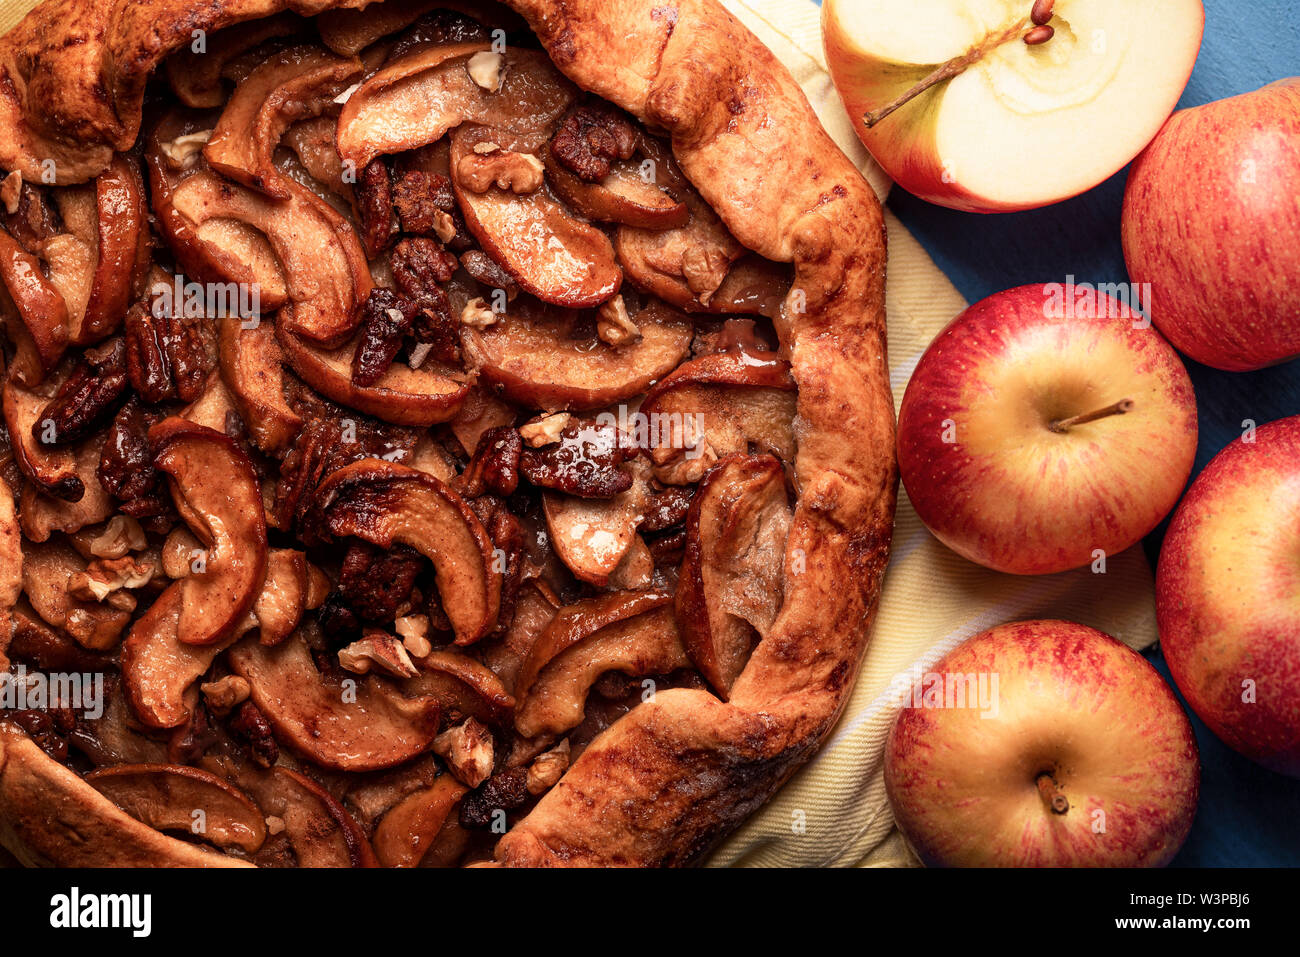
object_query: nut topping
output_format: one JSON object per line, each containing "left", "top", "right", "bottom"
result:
{"left": 518, "top": 413, "right": 570, "bottom": 448}
{"left": 466, "top": 50, "right": 504, "bottom": 92}
{"left": 596, "top": 295, "right": 640, "bottom": 346}
{"left": 339, "top": 630, "right": 421, "bottom": 678}
{"left": 432, "top": 717, "right": 494, "bottom": 787}
{"left": 455, "top": 148, "right": 546, "bottom": 195}
{"left": 550, "top": 101, "right": 639, "bottom": 182}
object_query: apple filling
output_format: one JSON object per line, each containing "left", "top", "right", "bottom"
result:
{"left": 0, "top": 5, "right": 800, "bottom": 868}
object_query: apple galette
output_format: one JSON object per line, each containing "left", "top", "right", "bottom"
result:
{"left": 0, "top": 0, "right": 894, "bottom": 867}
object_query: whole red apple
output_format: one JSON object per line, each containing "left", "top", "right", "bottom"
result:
{"left": 897, "top": 284, "right": 1197, "bottom": 575}
{"left": 885, "top": 620, "right": 1200, "bottom": 867}
{"left": 1122, "top": 78, "right": 1300, "bottom": 371}
{"left": 1157, "top": 416, "right": 1300, "bottom": 777}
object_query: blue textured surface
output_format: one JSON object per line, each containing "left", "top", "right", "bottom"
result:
{"left": 812, "top": 0, "right": 1300, "bottom": 864}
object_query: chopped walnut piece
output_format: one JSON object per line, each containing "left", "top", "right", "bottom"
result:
{"left": 79, "top": 516, "right": 149, "bottom": 560}
{"left": 433, "top": 717, "right": 494, "bottom": 788}
{"left": 265, "top": 815, "right": 286, "bottom": 836}
{"left": 652, "top": 433, "right": 718, "bottom": 486}
{"left": 527, "top": 739, "right": 571, "bottom": 795}
{"left": 160, "top": 130, "right": 213, "bottom": 170}
{"left": 199, "top": 675, "right": 251, "bottom": 717}
{"left": 395, "top": 615, "right": 432, "bottom": 658}
{"left": 67, "top": 555, "right": 157, "bottom": 603}
{"left": 0, "top": 171, "right": 20, "bottom": 215}
{"left": 455, "top": 148, "right": 545, "bottom": 195}
{"left": 550, "top": 101, "right": 639, "bottom": 182}
{"left": 518, "top": 413, "right": 570, "bottom": 448}
{"left": 338, "top": 630, "right": 421, "bottom": 678}
{"left": 596, "top": 295, "right": 640, "bottom": 346}
{"left": 460, "top": 297, "right": 498, "bottom": 330}
{"left": 467, "top": 50, "right": 504, "bottom": 92}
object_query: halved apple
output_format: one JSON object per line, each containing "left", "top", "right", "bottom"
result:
{"left": 317, "top": 460, "right": 502, "bottom": 645}
{"left": 150, "top": 417, "right": 269, "bottom": 647}
{"left": 822, "top": 0, "right": 1205, "bottom": 212}
{"left": 513, "top": 590, "right": 689, "bottom": 738}
{"left": 204, "top": 45, "right": 363, "bottom": 199}
{"left": 276, "top": 324, "right": 470, "bottom": 427}
{"left": 84, "top": 764, "right": 267, "bottom": 853}
{"left": 336, "top": 43, "right": 576, "bottom": 169}
{"left": 227, "top": 633, "right": 441, "bottom": 772}
{"left": 461, "top": 298, "right": 691, "bottom": 411}
{"left": 451, "top": 124, "right": 622, "bottom": 308}
{"left": 676, "top": 455, "right": 792, "bottom": 698}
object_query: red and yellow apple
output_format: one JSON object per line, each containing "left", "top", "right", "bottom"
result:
{"left": 897, "top": 283, "right": 1197, "bottom": 575}
{"left": 1123, "top": 78, "right": 1300, "bottom": 371}
{"left": 1157, "top": 416, "right": 1300, "bottom": 777}
{"left": 823, "top": 0, "right": 1204, "bottom": 212}
{"left": 885, "top": 620, "right": 1200, "bottom": 867}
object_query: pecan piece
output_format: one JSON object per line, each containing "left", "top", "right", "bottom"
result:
{"left": 519, "top": 418, "right": 636, "bottom": 498}
{"left": 460, "top": 426, "right": 521, "bottom": 498}
{"left": 391, "top": 170, "right": 455, "bottom": 235}
{"left": 97, "top": 399, "right": 169, "bottom": 517}
{"left": 356, "top": 159, "right": 397, "bottom": 258}
{"left": 641, "top": 484, "right": 694, "bottom": 532}
{"left": 459, "top": 767, "right": 529, "bottom": 829}
{"left": 229, "top": 700, "right": 279, "bottom": 769}
{"left": 124, "top": 302, "right": 212, "bottom": 403}
{"left": 337, "top": 542, "right": 423, "bottom": 623}
{"left": 33, "top": 338, "right": 128, "bottom": 446}
{"left": 550, "top": 101, "right": 640, "bottom": 182}
{"left": 391, "top": 238, "right": 459, "bottom": 363}
{"left": 352, "top": 288, "right": 419, "bottom": 387}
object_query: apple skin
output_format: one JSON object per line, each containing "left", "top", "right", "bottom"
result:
{"left": 1123, "top": 79, "right": 1300, "bottom": 371}
{"left": 885, "top": 620, "right": 1200, "bottom": 868}
{"left": 897, "top": 284, "right": 1197, "bottom": 575}
{"left": 1156, "top": 417, "right": 1300, "bottom": 777}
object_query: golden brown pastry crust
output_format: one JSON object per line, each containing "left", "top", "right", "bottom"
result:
{"left": 0, "top": 0, "right": 895, "bottom": 867}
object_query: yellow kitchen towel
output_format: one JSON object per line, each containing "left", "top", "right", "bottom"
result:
{"left": 0, "top": 0, "right": 1160, "bottom": 869}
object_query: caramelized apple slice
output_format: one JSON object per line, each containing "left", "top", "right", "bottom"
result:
{"left": 204, "top": 45, "right": 363, "bottom": 199}
{"left": 704, "top": 255, "right": 794, "bottom": 320}
{"left": 3, "top": 366, "right": 82, "bottom": 501}
{"left": 372, "top": 774, "right": 467, "bottom": 868}
{"left": 276, "top": 325, "right": 470, "bottom": 427}
{"left": 0, "top": 477, "right": 21, "bottom": 639}
{"left": 227, "top": 634, "right": 441, "bottom": 772}
{"left": 615, "top": 192, "right": 747, "bottom": 310}
{"left": 677, "top": 455, "right": 792, "bottom": 698}
{"left": 78, "top": 156, "right": 151, "bottom": 343}
{"left": 151, "top": 417, "right": 269, "bottom": 646}
{"left": 253, "top": 549, "right": 309, "bottom": 646}
{"left": 0, "top": 228, "right": 68, "bottom": 385}
{"left": 161, "top": 169, "right": 370, "bottom": 347}
{"left": 514, "top": 590, "right": 689, "bottom": 738}
{"left": 405, "top": 650, "right": 516, "bottom": 725}
{"left": 247, "top": 766, "right": 377, "bottom": 867}
{"left": 448, "top": 387, "right": 516, "bottom": 457}
{"left": 318, "top": 0, "right": 515, "bottom": 55}
{"left": 336, "top": 43, "right": 576, "bottom": 169}
{"left": 543, "top": 485, "right": 644, "bottom": 588}
{"left": 451, "top": 125, "right": 621, "bottom": 308}
{"left": 17, "top": 436, "right": 113, "bottom": 542}
{"left": 164, "top": 13, "right": 303, "bottom": 108}
{"left": 461, "top": 298, "right": 691, "bottom": 411}
{"left": 218, "top": 317, "right": 303, "bottom": 455}
{"left": 84, "top": 764, "right": 267, "bottom": 853}
{"left": 639, "top": 351, "right": 798, "bottom": 473}
{"left": 21, "top": 539, "right": 134, "bottom": 651}
{"left": 317, "top": 460, "right": 502, "bottom": 644}
{"left": 545, "top": 152, "right": 689, "bottom": 230}
{"left": 480, "top": 579, "right": 560, "bottom": 694}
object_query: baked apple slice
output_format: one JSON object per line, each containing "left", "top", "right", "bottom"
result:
{"left": 317, "top": 460, "right": 502, "bottom": 644}
{"left": 20, "top": 539, "right": 138, "bottom": 651}
{"left": 543, "top": 488, "right": 643, "bottom": 588}
{"left": 164, "top": 13, "right": 303, "bottom": 108}
{"left": 150, "top": 417, "right": 269, "bottom": 647}
{"left": 513, "top": 590, "right": 689, "bottom": 738}
{"left": 3, "top": 366, "right": 83, "bottom": 501}
{"left": 84, "top": 764, "right": 267, "bottom": 853}
{"left": 676, "top": 455, "right": 792, "bottom": 698}
{"left": 461, "top": 298, "right": 691, "bottom": 411}
{"left": 17, "top": 436, "right": 114, "bottom": 543}
{"left": 639, "top": 350, "right": 798, "bottom": 476}
{"left": 451, "top": 124, "right": 621, "bottom": 308}
{"left": 276, "top": 324, "right": 470, "bottom": 427}
{"left": 371, "top": 774, "right": 467, "bottom": 868}
{"left": 405, "top": 649, "right": 516, "bottom": 725}
{"left": 544, "top": 147, "right": 689, "bottom": 230}
{"left": 204, "top": 45, "right": 363, "bottom": 199}
{"left": 245, "top": 766, "right": 377, "bottom": 867}
{"left": 227, "top": 634, "right": 441, "bottom": 772}
{"left": 336, "top": 43, "right": 576, "bottom": 169}
{"left": 0, "top": 228, "right": 68, "bottom": 385}
{"left": 218, "top": 317, "right": 303, "bottom": 455}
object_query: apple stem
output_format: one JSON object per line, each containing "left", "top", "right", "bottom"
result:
{"left": 1048, "top": 399, "right": 1135, "bottom": 434}
{"left": 1036, "top": 773, "right": 1070, "bottom": 815}
{"left": 862, "top": 16, "right": 1034, "bottom": 129}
